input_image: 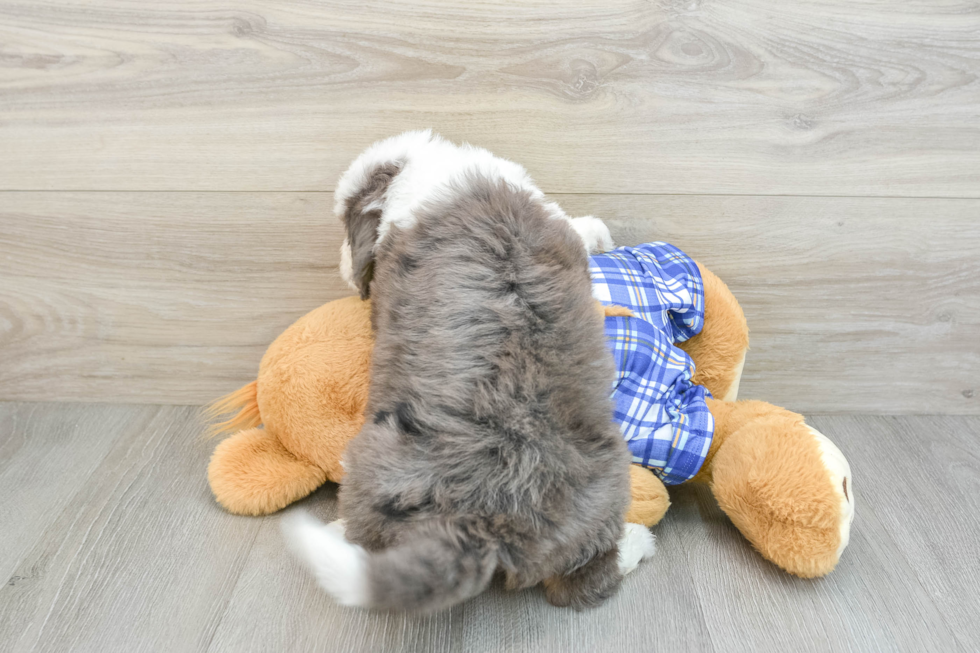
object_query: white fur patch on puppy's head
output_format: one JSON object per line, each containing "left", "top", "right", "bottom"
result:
{"left": 333, "top": 129, "right": 435, "bottom": 220}
{"left": 333, "top": 130, "right": 616, "bottom": 296}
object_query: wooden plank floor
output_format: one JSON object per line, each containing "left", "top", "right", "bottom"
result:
{"left": 2, "top": 402, "right": 978, "bottom": 652}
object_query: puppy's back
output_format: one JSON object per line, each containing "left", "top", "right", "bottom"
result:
{"left": 293, "top": 175, "right": 630, "bottom": 613}
{"left": 372, "top": 176, "right": 613, "bottom": 428}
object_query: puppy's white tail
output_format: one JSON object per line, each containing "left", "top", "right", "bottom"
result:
{"left": 282, "top": 510, "right": 497, "bottom": 613}
{"left": 282, "top": 512, "right": 369, "bottom": 606}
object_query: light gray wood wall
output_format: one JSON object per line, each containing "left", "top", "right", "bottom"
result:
{"left": 1, "top": 0, "right": 978, "bottom": 413}
{"left": 2, "top": 0, "right": 979, "bottom": 196}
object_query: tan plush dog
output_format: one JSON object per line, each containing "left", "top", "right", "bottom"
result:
{"left": 207, "top": 262, "right": 854, "bottom": 579}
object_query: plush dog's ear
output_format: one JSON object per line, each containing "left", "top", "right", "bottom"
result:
{"left": 339, "top": 162, "right": 401, "bottom": 299}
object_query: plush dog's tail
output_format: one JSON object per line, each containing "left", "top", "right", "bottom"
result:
{"left": 203, "top": 380, "right": 261, "bottom": 438}
{"left": 282, "top": 510, "right": 497, "bottom": 613}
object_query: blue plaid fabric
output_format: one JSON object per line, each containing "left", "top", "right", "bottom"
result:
{"left": 589, "top": 243, "right": 714, "bottom": 485}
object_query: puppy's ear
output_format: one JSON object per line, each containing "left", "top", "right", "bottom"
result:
{"left": 340, "top": 162, "right": 401, "bottom": 299}
{"left": 346, "top": 208, "right": 381, "bottom": 299}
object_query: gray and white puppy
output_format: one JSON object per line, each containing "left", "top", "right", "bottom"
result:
{"left": 284, "top": 131, "right": 654, "bottom": 613}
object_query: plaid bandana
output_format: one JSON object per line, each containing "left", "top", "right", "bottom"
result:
{"left": 590, "top": 243, "right": 714, "bottom": 485}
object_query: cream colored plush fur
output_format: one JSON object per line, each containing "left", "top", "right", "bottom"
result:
{"left": 207, "top": 297, "right": 372, "bottom": 516}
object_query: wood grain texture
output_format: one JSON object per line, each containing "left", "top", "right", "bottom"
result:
{"left": 205, "top": 486, "right": 468, "bottom": 653}
{"left": 0, "top": 192, "right": 346, "bottom": 406}
{"left": 0, "top": 402, "right": 143, "bottom": 584}
{"left": 2, "top": 192, "right": 977, "bottom": 413}
{"left": 453, "top": 523, "right": 713, "bottom": 653}
{"left": 2, "top": 404, "right": 977, "bottom": 651}
{"left": 809, "top": 414, "right": 980, "bottom": 649}
{"left": 0, "top": 404, "right": 263, "bottom": 653}
{"left": 208, "top": 487, "right": 715, "bottom": 653}
{"left": 1, "top": 0, "right": 978, "bottom": 195}
{"left": 666, "top": 483, "right": 963, "bottom": 651}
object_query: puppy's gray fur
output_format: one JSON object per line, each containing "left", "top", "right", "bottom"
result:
{"left": 303, "top": 171, "right": 631, "bottom": 613}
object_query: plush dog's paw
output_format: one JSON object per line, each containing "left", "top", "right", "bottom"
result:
{"left": 618, "top": 522, "right": 656, "bottom": 575}
{"left": 570, "top": 216, "right": 614, "bottom": 254}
